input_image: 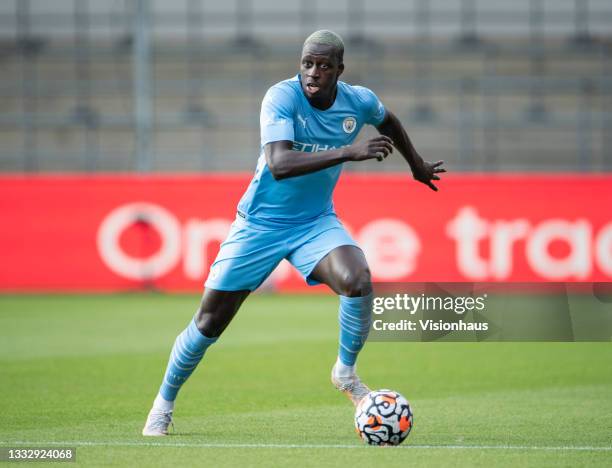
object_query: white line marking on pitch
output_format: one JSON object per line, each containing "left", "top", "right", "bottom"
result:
{"left": 6, "top": 441, "right": 612, "bottom": 451}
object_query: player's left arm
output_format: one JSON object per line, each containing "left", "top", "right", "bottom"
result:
{"left": 376, "top": 110, "right": 446, "bottom": 191}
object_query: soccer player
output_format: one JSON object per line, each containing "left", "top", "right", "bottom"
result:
{"left": 143, "top": 30, "right": 445, "bottom": 436}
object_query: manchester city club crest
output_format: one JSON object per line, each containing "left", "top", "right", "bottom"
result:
{"left": 342, "top": 116, "right": 357, "bottom": 133}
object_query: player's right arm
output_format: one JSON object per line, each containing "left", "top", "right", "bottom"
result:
{"left": 265, "top": 137, "right": 393, "bottom": 180}
{"left": 260, "top": 84, "right": 393, "bottom": 181}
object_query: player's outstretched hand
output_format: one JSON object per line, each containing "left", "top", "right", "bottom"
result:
{"left": 346, "top": 136, "right": 394, "bottom": 162}
{"left": 412, "top": 160, "right": 446, "bottom": 191}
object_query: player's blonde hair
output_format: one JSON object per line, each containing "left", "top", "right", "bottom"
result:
{"left": 303, "top": 30, "right": 344, "bottom": 63}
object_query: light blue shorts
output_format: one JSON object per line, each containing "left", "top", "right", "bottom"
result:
{"left": 204, "top": 213, "right": 358, "bottom": 291}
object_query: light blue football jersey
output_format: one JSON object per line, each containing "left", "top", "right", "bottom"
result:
{"left": 237, "top": 74, "right": 386, "bottom": 226}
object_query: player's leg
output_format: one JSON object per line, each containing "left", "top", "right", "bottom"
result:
{"left": 143, "top": 215, "right": 287, "bottom": 435}
{"left": 194, "top": 288, "right": 250, "bottom": 337}
{"left": 143, "top": 288, "right": 248, "bottom": 436}
{"left": 156, "top": 288, "right": 249, "bottom": 405}
{"left": 287, "top": 216, "right": 373, "bottom": 406}
{"left": 308, "top": 245, "right": 374, "bottom": 404}
{"left": 308, "top": 244, "right": 372, "bottom": 297}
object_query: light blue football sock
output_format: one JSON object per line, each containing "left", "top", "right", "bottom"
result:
{"left": 338, "top": 293, "right": 373, "bottom": 367}
{"left": 158, "top": 318, "right": 217, "bottom": 402}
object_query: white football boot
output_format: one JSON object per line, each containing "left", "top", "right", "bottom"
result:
{"left": 331, "top": 361, "right": 371, "bottom": 407}
{"left": 142, "top": 408, "right": 174, "bottom": 436}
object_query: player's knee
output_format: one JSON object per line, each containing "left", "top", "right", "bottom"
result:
{"left": 194, "top": 305, "right": 229, "bottom": 338}
{"left": 194, "top": 289, "right": 247, "bottom": 338}
{"left": 194, "top": 309, "right": 223, "bottom": 338}
{"left": 336, "top": 266, "right": 372, "bottom": 297}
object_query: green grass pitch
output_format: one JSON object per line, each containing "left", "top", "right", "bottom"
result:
{"left": 1, "top": 293, "right": 611, "bottom": 467}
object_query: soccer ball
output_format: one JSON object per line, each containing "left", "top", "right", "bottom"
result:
{"left": 354, "top": 389, "right": 413, "bottom": 446}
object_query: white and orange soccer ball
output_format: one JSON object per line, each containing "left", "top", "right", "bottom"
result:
{"left": 354, "top": 389, "right": 413, "bottom": 446}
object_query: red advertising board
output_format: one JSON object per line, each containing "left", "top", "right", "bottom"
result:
{"left": 0, "top": 174, "right": 610, "bottom": 292}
